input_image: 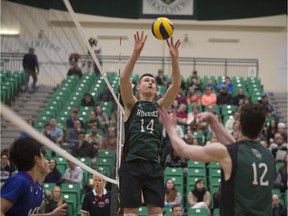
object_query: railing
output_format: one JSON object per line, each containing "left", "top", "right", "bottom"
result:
{"left": 1, "top": 53, "right": 258, "bottom": 87}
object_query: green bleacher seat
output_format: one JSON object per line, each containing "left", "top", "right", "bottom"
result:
{"left": 213, "top": 208, "right": 220, "bottom": 216}
{"left": 187, "top": 207, "right": 209, "bottom": 216}
{"left": 63, "top": 193, "right": 77, "bottom": 215}
{"left": 43, "top": 183, "right": 56, "bottom": 192}
{"left": 138, "top": 206, "right": 148, "bottom": 216}
{"left": 61, "top": 183, "right": 81, "bottom": 204}
{"left": 187, "top": 160, "right": 206, "bottom": 169}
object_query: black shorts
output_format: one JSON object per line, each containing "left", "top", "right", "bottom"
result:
{"left": 118, "top": 159, "right": 165, "bottom": 208}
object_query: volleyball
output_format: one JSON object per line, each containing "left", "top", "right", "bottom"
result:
{"left": 151, "top": 17, "right": 174, "bottom": 40}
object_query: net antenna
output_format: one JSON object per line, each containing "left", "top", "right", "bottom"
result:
{"left": 62, "top": 0, "right": 124, "bottom": 114}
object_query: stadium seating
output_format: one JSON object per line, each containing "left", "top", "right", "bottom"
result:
{"left": 187, "top": 207, "right": 209, "bottom": 216}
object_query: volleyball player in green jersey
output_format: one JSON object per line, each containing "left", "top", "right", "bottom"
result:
{"left": 159, "top": 104, "right": 275, "bottom": 216}
{"left": 119, "top": 31, "right": 181, "bottom": 216}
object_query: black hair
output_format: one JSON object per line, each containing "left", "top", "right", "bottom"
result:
{"left": 9, "top": 137, "right": 44, "bottom": 171}
{"left": 239, "top": 104, "right": 266, "bottom": 139}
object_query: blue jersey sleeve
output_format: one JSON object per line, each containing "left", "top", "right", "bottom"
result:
{"left": 1, "top": 175, "right": 28, "bottom": 203}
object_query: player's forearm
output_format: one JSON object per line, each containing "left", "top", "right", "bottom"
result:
{"left": 170, "top": 57, "right": 181, "bottom": 87}
{"left": 209, "top": 114, "right": 235, "bottom": 144}
{"left": 121, "top": 51, "right": 140, "bottom": 80}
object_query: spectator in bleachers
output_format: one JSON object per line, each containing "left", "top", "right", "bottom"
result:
{"left": 277, "top": 122, "right": 287, "bottom": 143}
{"left": 274, "top": 153, "right": 287, "bottom": 193}
{"left": 42, "top": 123, "right": 55, "bottom": 142}
{"left": 62, "top": 160, "right": 83, "bottom": 186}
{"left": 49, "top": 118, "right": 63, "bottom": 145}
{"left": 217, "top": 76, "right": 234, "bottom": 93}
{"left": 101, "top": 126, "right": 117, "bottom": 151}
{"left": 66, "top": 108, "right": 85, "bottom": 130}
{"left": 231, "top": 121, "right": 240, "bottom": 141}
{"left": 155, "top": 69, "right": 168, "bottom": 86}
{"left": 44, "top": 158, "right": 62, "bottom": 186}
{"left": 66, "top": 120, "right": 86, "bottom": 145}
{"left": 86, "top": 111, "right": 101, "bottom": 130}
{"left": 187, "top": 105, "right": 201, "bottom": 126}
{"left": 23, "top": 47, "right": 39, "bottom": 93}
{"left": 206, "top": 105, "right": 215, "bottom": 113}
{"left": 164, "top": 149, "right": 187, "bottom": 170}
{"left": 212, "top": 186, "right": 221, "bottom": 211}
{"left": 170, "top": 100, "right": 179, "bottom": 113}
{"left": 71, "top": 132, "right": 97, "bottom": 163}
{"left": 175, "top": 103, "right": 188, "bottom": 125}
{"left": 187, "top": 179, "right": 211, "bottom": 213}
{"left": 164, "top": 178, "right": 182, "bottom": 208}
{"left": 205, "top": 78, "right": 217, "bottom": 92}
{"left": 81, "top": 175, "right": 111, "bottom": 216}
{"left": 189, "top": 77, "right": 202, "bottom": 92}
{"left": 81, "top": 93, "right": 95, "bottom": 107}
{"left": 19, "top": 118, "right": 34, "bottom": 138}
{"left": 0, "top": 152, "right": 16, "bottom": 184}
{"left": 67, "top": 53, "right": 83, "bottom": 78}
{"left": 225, "top": 111, "right": 240, "bottom": 133}
{"left": 201, "top": 86, "right": 217, "bottom": 106}
{"left": 272, "top": 194, "right": 287, "bottom": 216}
{"left": 259, "top": 93, "right": 279, "bottom": 121}
{"left": 216, "top": 85, "right": 232, "bottom": 105}
{"left": 171, "top": 204, "right": 183, "bottom": 216}
{"left": 40, "top": 186, "right": 67, "bottom": 215}
{"left": 232, "top": 87, "right": 246, "bottom": 106}
{"left": 269, "top": 133, "right": 287, "bottom": 162}
{"left": 184, "top": 129, "right": 196, "bottom": 145}
{"left": 85, "top": 125, "right": 103, "bottom": 151}
{"left": 206, "top": 131, "right": 218, "bottom": 145}
{"left": 267, "top": 119, "right": 278, "bottom": 144}
{"left": 186, "top": 86, "right": 202, "bottom": 105}
{"left": 243, "top": 96, "right": 252, "bottom": 105}
{"left": 175, "top": 88, "right": 187, "bottom": 105}
{"left": 95, "top": 105, "right": 109, "bottom": 130}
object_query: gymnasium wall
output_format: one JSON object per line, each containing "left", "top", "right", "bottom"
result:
{"left": 1, "top": 1, "right": 287, "bottom": 92}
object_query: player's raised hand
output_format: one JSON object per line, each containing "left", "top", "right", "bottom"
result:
{"left": 133, "top": 31, "right": 148, "bottom": 53}
{"left": 166, "top": 37, "right": 181, "bottom": 58}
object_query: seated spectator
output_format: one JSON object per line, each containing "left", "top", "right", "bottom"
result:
{"left": 272, "top": 194, "right": 287, "bottom": 216}
{"left": 49, "top": 118, "right": 64, "bottom": 145}
{"left": 175, "top": 88, "right": 187, "bottom": 105}
{"left": 19, "top": 119, "right": 34, "bottom": 138}
{"left": 40, "top": 186, "right": 67, "bottom": 215}
{"left": 189, "top": 78, "right": 202, "bottom": 92}
{"left": 86, "top": 111, "right": 101, "bottom": 130}
{"left": 71, "top": 132, "right": 97, "bottom": 163}
{"left": 95, "top": 105, "right": 109, "bottom": 130}
{"left": 66, "top": 120, "right": 86, "bottom": 145}
{"left": 44, "top": 158, "right": 62, "bottom": 186}
{"left": 267, "top": 119, "right": 278, "bottom": 143}
{"left": 232, "top": 87, "right": 246, "bottom": 106}
{"left": 81, "top": 175, "right": 111, "bottom": 216}
{"left": 164, "top": 178, "right": 182, "bottom": 208}
{"left": 259, "top": 93, "right": 279, "bottom": 121}
{"left": 171, "top": 204, "right": 183, "bottom": 216}
{"left": 184, "top": 129, "right": 196, "bottom": 145}
{"left": 101, "top": 126, "right": 117, "bottom": 151}
{"left": 175, "top": 103, "right": 188, "bottom": 125}
{"left": 155, "top": 69, "right": 168, "bottom": 86}
{"left": 274, "top": 153, "right": 287, "bottom": 193}
{"left": 243, "top": 96, "right": 252, "bottom": 105}
{"left": 85, "top": 125, "right": 103, "bottom": 151}
{"left": 205, "top": 78, "right": 217, "bottom": 92}
{"left": 225, "top": 111, "right": 240, "bottom": 133}
{"left": 67, "top": 54, "right": 83, "bottom": 78}
{"left": 187, "top": 179, "right": 210, "bottom": 213}
{"left": 81, "top": 93, "right": 95, "bottom": 107}
{"left": 62, "top": 161, "right": 83, "bottom": 186}
{"left": 42, "top": 123, "right": 55, "bottom": 142}
{"left": 277, "top": 122, "right": 287, "bottom": 143}
{"left": 231, "top": 121, "right": 240, "bottom": 141}
{"left": 212, "top": 186, "right": 221, "bottom": 211}
{"left": 217, "top": 76, "right": 234, "bottom": 92}
{"left": 0, "top": 152, "right": 16, "bottom": 184}
{"left": 66, "top": 108, "right": 85, "bottom": 130}
{"left": 216, "top": 85, "right": 232, "bottom": 105}
{"left": 201, "top": 86, "right": 217, "bottom": 106}
{"left": 206, "top": 132, "right": 218, "bottom": 145}
{"left": 186, "top": 86, "right": 201, "bottom": 105}
{"left": 164, "top": 149, "right": 187, "bottom": 170}
{"left": 269, "top": 133, "right": 287, "bottom": 162}
{"left": 187, "top": 105, "right": 200, "bottom": 125}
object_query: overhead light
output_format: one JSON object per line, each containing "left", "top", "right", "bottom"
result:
{"left": 0, "top": 29, "right": 20, "bottom": 36}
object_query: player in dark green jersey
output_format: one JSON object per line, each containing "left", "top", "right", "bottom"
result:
{"left": 159, "top": 104, "right": 274, "bottom": 216}
{"left": 119, "top": 31, "right": 181, "bottom": 216}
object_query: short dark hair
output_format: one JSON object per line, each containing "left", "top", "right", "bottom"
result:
{"left": 172, "top": 204, "right": 182, "bottom": 212}
{"left": 9, "top": 137, "right": 44, "bottom": 171}
{"left": 139, "top": 73, "right": 155, "bottom": 82}
{"left": 239, "top": 104, "right": 266, "bottom": 139}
